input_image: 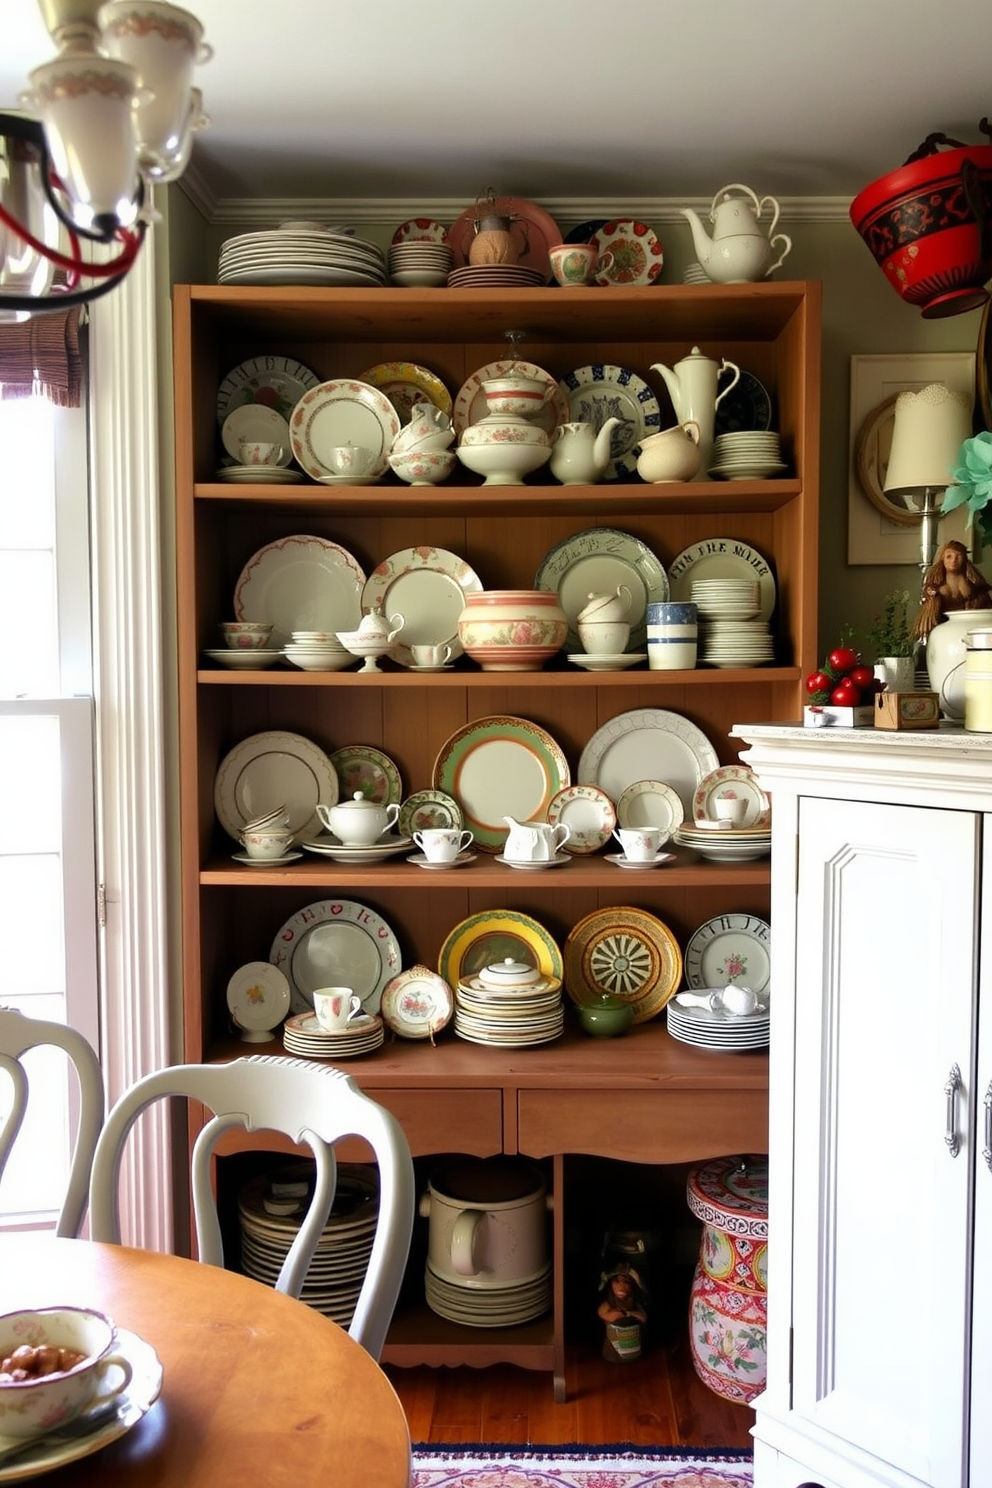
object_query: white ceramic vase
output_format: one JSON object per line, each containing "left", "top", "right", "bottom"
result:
{"left": 926, "top": 608, "right": 992, "bottom": 719}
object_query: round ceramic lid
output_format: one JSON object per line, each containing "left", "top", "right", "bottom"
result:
{"left": 686, "top": 1155, "right": 768, "bottom": 1235}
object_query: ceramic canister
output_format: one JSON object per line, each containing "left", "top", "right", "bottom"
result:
{"left": 646, "top": 601, "right": 698, "bottom": 671}
{"left": 420, "top": 1156, "right": 550, "bottom": 1289}
{"left": 926, "top": 608, "right": 992, "bottom": 719}
{"left": 964, "top": 629, "right": 992, "bottom": 732}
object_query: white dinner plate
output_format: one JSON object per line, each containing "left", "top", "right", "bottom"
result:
{"left": 667, "top": 537, "right": 777, "bottom": 621}
{"left": 578, "top": 708, "right": 718, "bottom": 821}
{"left": 214, "top": 730, "right": 338, "bottom": 845}
{"left": 220, "top": 403, "right": 293, "bottom": 465}
{"left": 616, "top": 779, "right": 685, "bottom": 835}
{"left": 226, "top": 960, "right": 292, "bottom": 1040}
{"left": 683, "top": 912, "right": 772, "bottom": 997}
{"left": 269, "top": 899, "right": 402, "bottom": 1015}
{"left": 289, "top": 378, "right": 401, "bottom": 480}
{"left": 234, "top": 534, "right": 366, "bottom": 647}
{"left": 433, "top": 715, "right": 570, "bottom": 854}
{"left": 361, "top": 546, "right": 482, "bottom": 666}
{"left": 558, "top": 365, "right": 662, "bottom": 480}
{"left": 534, "top": 527, "right": 669, "bottom": 652}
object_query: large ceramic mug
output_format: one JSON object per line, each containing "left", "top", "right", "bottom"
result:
{"left": 419, "top": 1158, "right": 550, "bottom": 1290}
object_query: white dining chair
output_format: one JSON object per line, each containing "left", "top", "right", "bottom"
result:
{"left": 89, "top": 1055, "right": 416, "bottom": 1360}
{"left": 0, "top": 1006, "right": 105, "bottom": 1237}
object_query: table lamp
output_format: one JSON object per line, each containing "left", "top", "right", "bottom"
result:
{"left": 883, "top": 382, "right": 972, "bottom": 576}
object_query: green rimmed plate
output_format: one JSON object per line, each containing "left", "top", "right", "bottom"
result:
{"left": 329, "top": 745, "right": 402, "bottom": 805}
{"left": 432, "top": 715, "right": 570, "bottom": 854}
{"left": 438, "top": 909, "right": 563, "bottom": 990}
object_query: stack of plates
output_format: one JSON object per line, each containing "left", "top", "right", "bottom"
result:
{"left": 683, "top": 261, "right": 711, "bottom": 284}
{"left": 666, "top": 1000, "right": 770, "bottom": 1051}
{"left": 389, "top": 240, "right": 452, "bottom": 287}
{"left": 691, "top": 579, "right": 774, "bottom": 667}
{"left": 425, "top": 1261, "right": 553, "bottom": 1327}
{"left": 691, "top": 578, "right": 761, "bottom": 621}
{"left": 282, "top": 1011, "right": 385, "bottom": 1058}
{"left": 301, "top": 834, "right": 413, "bottom": 864}
{"left": 218, "top": 225, "right": 387, "bottom": 287}
{"left": 447, "top": 263, "right": 547, "bottom": 290}
{"left": 709, "top": 430, "right": 786, "bottom": 480}
{"left": 282, "top": 631, "right": 356, "bottom": 672}
{"left": 238, "top": 1162, "right": 379, "bottom": 1325}
{"left": 674, "top": 823, "right": 772, "bottom": 862}
{"left": 454, "top": 973, "right": 564, "bottom": 1048}
{"left": 215, "top": 463, "right": 303, "bottom": 484}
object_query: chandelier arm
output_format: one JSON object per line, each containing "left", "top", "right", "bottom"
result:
{"left": 0, "top": 259, "right": 137, "bottom": 314}
{"left": 0, "top": 193, "right": 145, "bottom": 281}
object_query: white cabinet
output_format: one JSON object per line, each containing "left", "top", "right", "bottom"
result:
{"left": 731, "top": 724, "right": 992, "bottom": 1488}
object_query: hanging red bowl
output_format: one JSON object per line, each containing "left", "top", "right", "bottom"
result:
{"left": 850, "top": 131, "right": 992, "bottom": 318}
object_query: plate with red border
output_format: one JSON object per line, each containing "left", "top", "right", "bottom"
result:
{"left": 391, "top": 217, "right": 448, "bottom": 245}
{"left": 590, "top": 220, "right": 664, "bottom": 285}
{"left": 445, "top": 195, "right": 562, "bottom": 272}
{"left": 546, "top": 783, "right": 616, "bottom": 854}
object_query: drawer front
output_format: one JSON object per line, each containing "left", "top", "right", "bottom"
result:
{"left": 357, "top": 1088, "right": 504, "bottom": 1157}
{"left": 517, "top": 1089, "right": 768, "bottom": 1164}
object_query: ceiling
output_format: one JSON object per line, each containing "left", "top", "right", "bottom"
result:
{"left": 3, "top": 0, "right": 991, "bottom": 213}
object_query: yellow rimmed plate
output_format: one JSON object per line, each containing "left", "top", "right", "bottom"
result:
{"left": 438, "top": 910, "right": 563, "bottom": 990}
{"left": 563, "top": 906, "right": 683, "bottom": 1022}
{"left": 358, "top": 361, "right": 453, "bottom": 422}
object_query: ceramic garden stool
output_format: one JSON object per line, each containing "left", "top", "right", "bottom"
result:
{"left": 685, "top": 1153, "right": 768, "bottom": 1404}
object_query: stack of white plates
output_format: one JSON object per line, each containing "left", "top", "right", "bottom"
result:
{"left": 666, "top": 999, "right": 770, "bottom": 1051}
{"left": 218, "top": 225, "right": 387, "bottom": 287}
{"left": 389, "top": 241, "right": 453, "bottom": 287}
{"left": 454, "top": 974, "right": 564, "bottom": 1048}
{"left": 283, "top": 630, "right": 356, "bottom": 672}
{"left": 709, "top": 430, "right": 786, "bottom": 480}
{"left": 691, "top": 578, "right": 761, "bottom": 621}
{"left": 238, "top": 1162, "right": 379, "bottom": 1324}
{"left": 215, "top": 463, "right": 303, "bottom": 484}
{"left": 447, "top": 263, "right": 546, "bottom": 290}
{"left": 674, "top": 823, "right": 772, "bottom": 862}
{"left": 691, "top": 578, "right": 774, "bottom": 667}
{"left": 282, "top": 1011, "right": 385, "bottom": 1058}
{"left": 425, "top": 1260, "right": 553, "bottom": 1327}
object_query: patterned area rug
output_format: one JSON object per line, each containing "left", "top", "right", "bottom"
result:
{"left": 411, "top": 1446, "right": 753, "bottom": 1488}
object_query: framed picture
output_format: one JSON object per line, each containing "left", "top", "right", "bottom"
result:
{"left": 848, "top": 351, "right": 976, "bottom": 565}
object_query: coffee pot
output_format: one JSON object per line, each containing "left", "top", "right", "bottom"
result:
{"left": 680, "top": 183, "right": 792, "bottom": 284}
{"left": 651, "top": 347, "right": 740, "bottom": 479}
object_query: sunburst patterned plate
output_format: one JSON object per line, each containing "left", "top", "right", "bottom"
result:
{"left": 563, "top": 906, "right": 682, "bottom": 1022}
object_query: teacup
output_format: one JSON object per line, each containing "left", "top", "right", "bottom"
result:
{"left": 712, "top": 795, "right": 748, "bottom": 827}
{"left": 0, "top": 1306, "right": 133, "bottom": 1441}
{"left": 409, "top": 642, "right": 453, "bottom": 668}
{"left": 613, "top": 826, "right": 666, "bottom": 861}
{"left": 239, "top": 829, "right": 294, "bottom": 860}
{"left": 324, "top": 444, "right": 377, "bottom": 478}
{"left": 577, "top": 619, "right": 630, "bottom": 655}
{"left": 548, "top": 243, "right": 598, "bottom": 287}
{"left": 312, "top": 988, "right": 364, "bottom": 1031}
{"left": 238, "top": 440, "right": 285, "bottom": 467}
{"left": 413, "top": 827, "right": 474, "bottom": 863}
{"left": 220, "top": 621, "right": 273, "bottom": 650}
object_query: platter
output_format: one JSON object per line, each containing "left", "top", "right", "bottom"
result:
{"left": 453, "top": 360, "right": 569, "bottom": 438}
{"left": 546, "top": 783, "right": 616, "bottom": 854}
{"left": 693, "top": 765, "right": 771, "bottom": 828}
{"left": 361, "top": 546, "right": 482, "bottom": 666}
{"left": 433, "top": 715, "right": 570, "bottom": 854}
{"left": 559, "top": 365, "right": 662, "bottom": 480}
{"left": 226, "top": 960, "right": 292, "bottom": 1040}
{"left": 269, "top": 898, "right": 403, "bottom": 1015}
{"left": 357, "top": 361, "right": 453, "bottom": 422}
{"left": 713, "top": 368, "right": 773, "bottom": 436}
{"left": 563, "top": 906, "right": 683, "bottom": 1022}
{"left": 445, "top": 195, "right": 562, "bottom": 272}
{"left": 616, "top": 779, "right": 685, "bottom": 835}
{"left": 438, "top": 909, "right": 563, "bottom": 988}
{"left": 288, "top": 378, "right": 400, "bottom": 480}
{"left": 683, "top": 912, "right": 771, "bottom": 997}
{"left": 379, "top": 965, "right": 454, "bottom": 1040}
{"left": 667, "top": 537, "right": 777, "bottom": 622}
{"left": 214, "top": 729, "right": 338, "bottom": 845}
{"left": 534, "top": 526, "right": 669, "bottom": 652}
{"left": 216, "top": 354, "right": 321, "bottom": 425}
{"left": 220, "top": 403, "right": 293, "bottom": 465}
{"left": 329, "top": 745, "right": 402, "bottom": 805}
{"left": 589, "top": 219, "right": 664, "bottom": 285}
{"left": 398, "top": 789, "right": 463, "bottom": 837}
{"left": 577, "top": 707, "right": 718, "bottom": 820}
{"left": 233, "top": 534, "right": 366, "bottom": 647}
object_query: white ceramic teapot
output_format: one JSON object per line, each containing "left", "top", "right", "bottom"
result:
{"left": 317, "top": 791, "right": 400, "bottom": 845}
{"left": 502, "top": 817, "right": 571, "bottom": 862}
{"left": 548, "top": 417, "right": 621, "bottom": 485}
{"left": 680, "top": 183, "right": 792, "bottom": 284}
{"left": 650, "top": 346, "right": 740, "bottom": 478}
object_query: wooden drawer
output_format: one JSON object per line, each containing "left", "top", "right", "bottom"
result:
{"left": 517, "top": 1088, "right": 768, "bottom": 1165}
{"left": 362, "top": 1087, "right": 503, "bottom": 1157}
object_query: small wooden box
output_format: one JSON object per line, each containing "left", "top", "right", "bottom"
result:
{"left": 874, "top": 690, "right": 940, "bottom": 730}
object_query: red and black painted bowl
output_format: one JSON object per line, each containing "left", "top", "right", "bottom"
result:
{"left": 850, "top": 144, "right": 992, "bottom": 318}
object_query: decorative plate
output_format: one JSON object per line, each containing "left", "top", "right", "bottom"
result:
{"left": 361, "top": 545, "right": 483, "bottom": 666}
{"left": 233, "top": 534, "right": 366, "bottom": 648}
{"left": 226, "top": 960, "right": 291, "bottom": 1040}
{"left": 357, "top": 361, "right": 453, "bottom": 422}
{"left": 216, "top": 354, "right": 322, "bottom": 426}
{"left": 693, "top": 765, "right": 771, "bottom": 828}
{"left": 213, "top": 729, "right": 338, "bottom": 845}
{"left": 391, "top": 217, "right": 449, "bottom": 245}
{"left": 329, "top": 745, "right": 402, "bottom": 805}
{"left": 577, "top": 708, "right": 719, "bottom": 822}
{"left": 563, "top": 218, "right": 608, "bottom": 244}
{"left": 616, "top": 779, "right": 685, "bottom": 835}
{"left": 534, "top": 526, "right": 669, "bottom": 652}
{"left": 559, "top": 365, "right": 662, "bottom": 480}
{"left": 289, "top": 378, "right": 401, "bottom": 481}
{"left": 589, "top": 219, "right": 664, "bottom": 285}
{"left": 445, "top": 195, "right": 562, "bottom": 272}
{"left": 380, "top": 964, "right": 454, "bottom": 1040}
{"left": 269, "top": 898, "right": 403, "bottom": 1015}
{"left": 546, "top": 783, "right": 617, "bottom": 854}
{"left": 220, "top": 403, "right": 293, "bottom": 465}
{"left": 563, "top": 906, "right": 683, "bottom": 1022}
{"left": 667, "top": 537, "right": 777, "bottom": 622}
{"left": 714, "top": 368, "right": 773, "bottom": 437}
{"left": 683, "top": 912, "right": 771, "bottom": 997}
{"left": 398, "top": 788, "right": 463, "bottom": 838}
{"left": 433, "top": 715, "right": 570, "bottom": 854}
{"left": 453, "top": 359, "right": 569, "bottom": 438}
{"left": 438, "top": 909, "right": 563, "bottom": 988}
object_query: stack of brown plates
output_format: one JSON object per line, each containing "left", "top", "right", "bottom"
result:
{"left": 447, "top": 264, "right": 546, "bottom": 290}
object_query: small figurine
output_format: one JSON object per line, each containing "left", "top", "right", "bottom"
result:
{"left": 597, "top": 1261, "right": 648, "bottom": 1363}
{"left": 914, "top": 539, "right": 992, "bottom": 641}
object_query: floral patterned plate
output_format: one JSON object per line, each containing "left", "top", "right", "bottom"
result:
{"left": 361, "top": 546, "right": 482, "bottom": 666}
{"left": 693, "top": 765, "right": 771, "bottom": 828}
{"left": 398, "top": 788, "right": 463, "bottom": 838}
{"left": 683, "top": 912, "right": 771, "bottom": 997}
{"left": 546, "top": 783, "right": 616, "bottom": 854}
{"left": 391, "top": 217, "right": 448, "bottom": 245}
{"left": 329, "top": 745, "right": 402, "bottom": 805}
{"left": 380, "top": 964, "right": 453, "bottom": 1040}
{"left": 563, "top": 906, "right": 682, "bottom": 1022}
{"left": 226, "top": 960, "right": 291, "bottom": 1041}
{"left": 589, "top": 219, "right": 664, "bottom": 286}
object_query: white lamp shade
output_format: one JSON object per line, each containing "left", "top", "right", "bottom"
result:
{"left": 883, "top": 382, "right": 972, "bottom": 493}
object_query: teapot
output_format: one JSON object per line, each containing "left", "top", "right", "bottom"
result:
{"left": 317, "top": 791, "right": 401, "bottom": 846}
{"left": 650, "top": 346, "right": 740, "bottom": 478}
{"left": 680, "top": 183, "right": 792, "bottom": 284}
{"left": 502, "top": 817, "right": 571, "bottom": 862}
{"left": 549, "top": 417, "right": 621, "bottom": 485}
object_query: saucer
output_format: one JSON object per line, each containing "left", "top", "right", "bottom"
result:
{"left": 495, "top": 853, "right": 571, "bottom": 870}
{"left": 605, "top": 851, "right": 676, "bottom": 869}
{"left": 568, "top": 653, "right": 647, "bottom": 671}
{"left": 405, "top": 664, "right": 456, "bottom": 673}
{"left": 232, "top": 850, "right": 303, "bottom": 866}
{"left": 408, "top": 851, "right": 477, "bottom": 869}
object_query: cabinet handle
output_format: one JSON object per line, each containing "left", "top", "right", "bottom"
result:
{"left": 983, "top": 1078, "right": 992, "bottom": 1175}
{"left": 944, "top": 1063, "right": 962, "bottom": 1158}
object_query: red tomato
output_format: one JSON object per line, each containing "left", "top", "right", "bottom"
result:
{"left": 848, "top": 665, "right": 876, "bottom": 691}
{"left": 830, "top": 679, "right": 861, "bottom": 706}
{"left": 828, "top": 646, "right": 859, "bottom": 675}
{"left": 806, "top": 670, "right": 832, "bottom": 694}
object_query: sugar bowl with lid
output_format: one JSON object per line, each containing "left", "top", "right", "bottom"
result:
{"left": 317, "top": 792, "right": 400, "bottom": 846}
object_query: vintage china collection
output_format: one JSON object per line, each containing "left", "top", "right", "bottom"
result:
{"left": 281, "top": 1010, "right": 385, "bottom": 1059}
{"left": 217, "top": 225, "right": 388, "bottom": 287}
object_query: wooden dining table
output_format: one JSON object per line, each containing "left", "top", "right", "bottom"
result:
{"left": 0, "top": 1234, "right": 411, "bottom": 1487}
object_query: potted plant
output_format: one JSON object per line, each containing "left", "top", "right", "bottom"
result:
{"left": 865, "top": 589, "right": 917, "bottom": 690}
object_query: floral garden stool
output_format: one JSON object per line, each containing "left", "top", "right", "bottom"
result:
{"left": 686, "top": 1153, "right": 768, "bottom": 1404}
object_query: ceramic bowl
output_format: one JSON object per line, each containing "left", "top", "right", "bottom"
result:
{"left": 220, "top": 621, "right": 273, "bottom": 650}
{"left": 456, "top": 441, "right": 551, "bottom": 486}
{"left": 0, "top": 1306, "right": 131, "bottom": 1441}
{"left": 458, "top": 590, "right": 568, "bottom": 671}
{"left": 576, "top": 998, "right": 634, "bottom": 1038}
{"left": 388, "top": 449, "right": 457, "bottom": 485}
{"left": 282, "top": 647, "right": 357, "bottom": 672}
{"left": 480, "top": 376, "right": 553, "bottom": 419}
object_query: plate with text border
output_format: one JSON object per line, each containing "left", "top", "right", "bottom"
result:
{"left": 684, "top": 912, "right": 771, "bottom": 997}
{"left": 667, "top": 537, "right": 776, "bottom": 622}
{"left": 535, "top": 526, "right": 669, "bottom": 653}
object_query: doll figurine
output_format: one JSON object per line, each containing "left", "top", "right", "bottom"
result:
{"left": 597, "top": 1261, "right": 648, "bottom": 1363}
{"left": 914, "top": 540, "right": 992, "bottom": 641}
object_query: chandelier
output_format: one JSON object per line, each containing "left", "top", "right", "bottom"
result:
{"left": 0, "top": 0, "right": 211, "bottom": 319}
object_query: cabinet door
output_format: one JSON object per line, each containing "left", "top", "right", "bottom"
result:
{"left": 792, "top": 796, "right": 977, "bottom": 1488}
{"left": 971, "top": 815, "right": 992, "bottom": 1485}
